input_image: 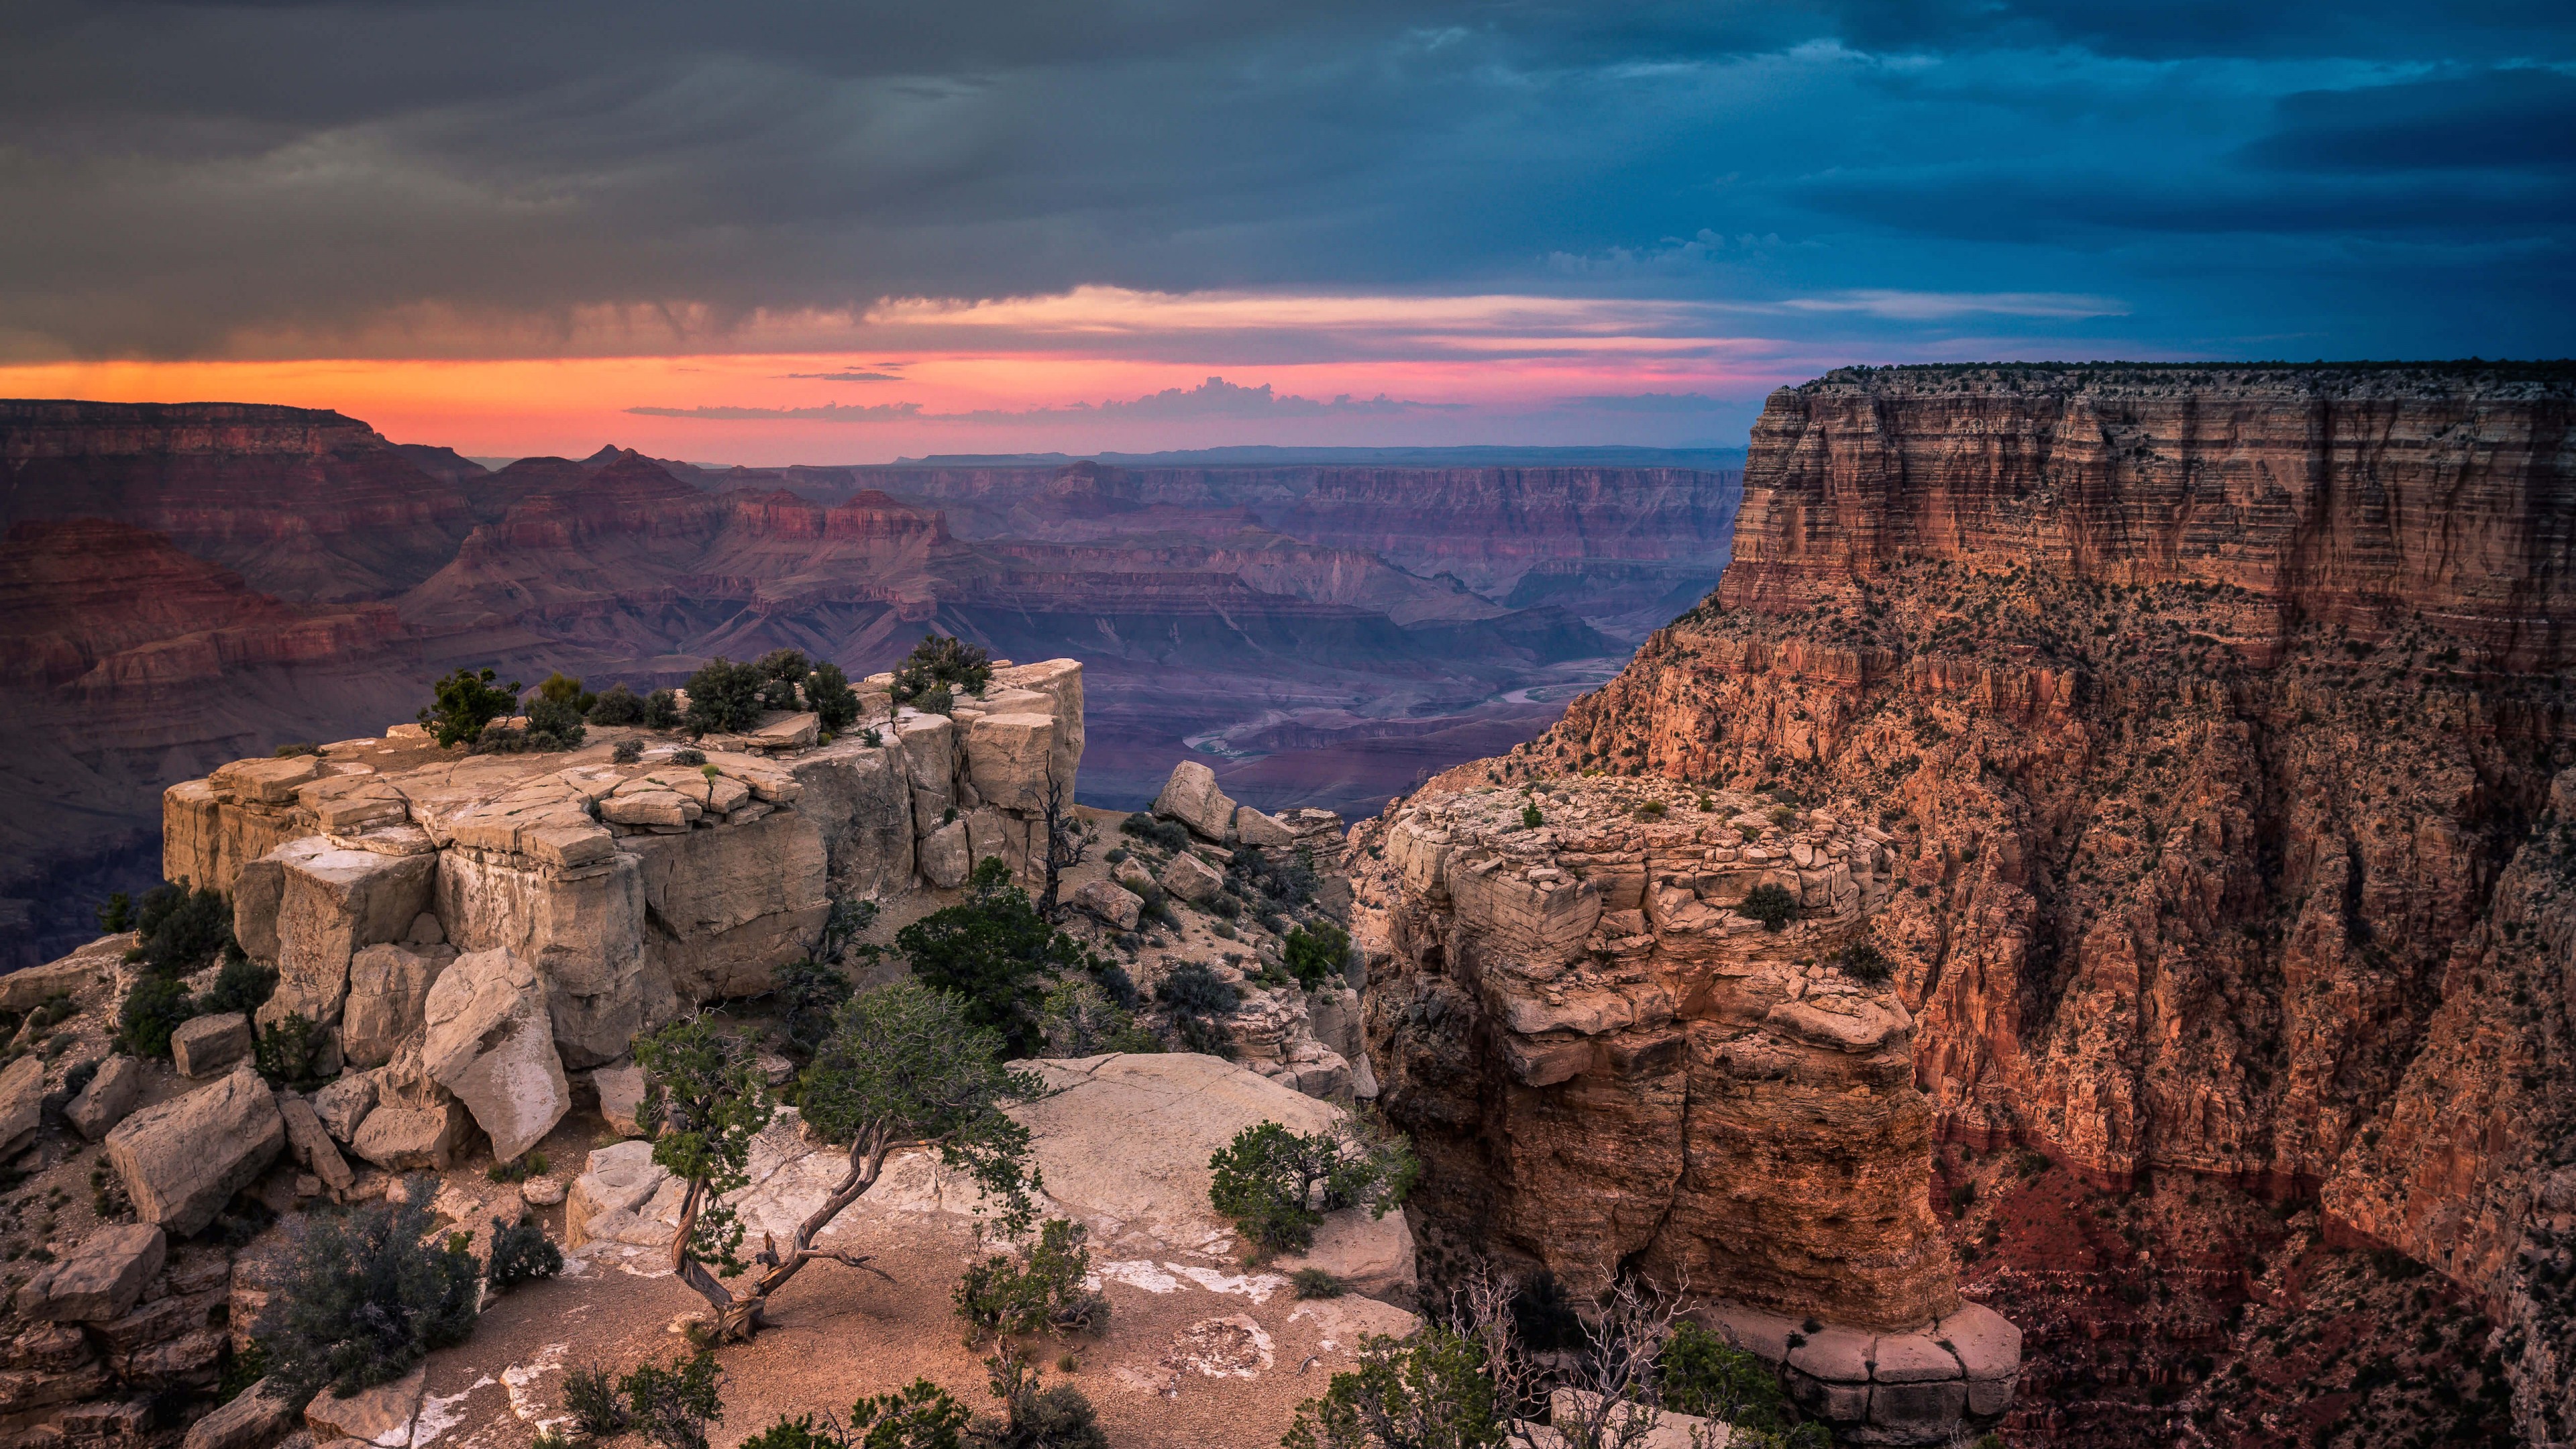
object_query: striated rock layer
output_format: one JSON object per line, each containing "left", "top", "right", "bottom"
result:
{"left": 1493, "top": 363, "right": 2575, "bottom": 1441}
{"left": 165, "top": 660, "right": 1087, "bottom": 1075}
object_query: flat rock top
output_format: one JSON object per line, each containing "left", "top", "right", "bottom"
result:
{"left": 1014, "top": 1053, "right": 1344, "bottom": 1258}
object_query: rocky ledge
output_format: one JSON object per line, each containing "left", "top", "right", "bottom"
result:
{"left": 1350, "top": 772, "right": 2016, "bottom": 1446}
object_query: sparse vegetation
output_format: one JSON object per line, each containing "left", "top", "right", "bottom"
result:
{"left": 639, "top": 981, "right": 1040, "bottom": 1340}
{"left": 684, "top": 657, "right": 769, "bottom": 737}
{"left": 807, "top": 661, "right": 861, "bottom": 732}
{"left": 1206, "top": 1114, "right": 1417, "bottom": 1253}
{"left": 1283, "top": 922, "right": 1350, "bottom": 988}
{"left": 589, "top": 683, "right": 649, "bottom": 726}
{"left": 893, "top": 634, "right": 992, "bottom": 708}
{"left": 1154, "top": 961, "right": 1240, "bottom": 1055}
{"left": 953, "top": 1218, "right": 1108, "bottom": 1344}
{"left": 254, "top": 1184, "right": 480, "bottom": 1398}
{"left": 897, "top": 858, "right": 1100, "bottom": 1059}
{"left": 419, "top": 667, "right": 523, "bottom": 747}
{"left": 1738, "top": 883, "right": 1800, "bottom": 931}
{"left": 486, "top": 1216, "right": 562, "bottom": 1292}
{"left": 1835, "top": 941, "right": 1892, "bottom": 984}
{"left": 619, "top": 1353, "right": 726, "bottom": 1449}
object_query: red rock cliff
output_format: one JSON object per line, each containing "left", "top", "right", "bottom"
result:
{"left": 1509, "top": 363, "right": 2576, "bottom": 1440}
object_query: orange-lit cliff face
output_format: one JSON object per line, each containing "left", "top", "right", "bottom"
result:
{"left": 1497, "top": 364, "right": 2574, "bottom": 1444}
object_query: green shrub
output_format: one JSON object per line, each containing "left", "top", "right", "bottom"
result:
{"left": 1283, "top": 924, "right": 1351, "bottom": 988}
{"left": 1208, "top": 1115, "right": 1417, "bottom": 1253}
{"left": 619, "top": 1354, "right": 725, "bottom": 1449}
{"left": 590, "top": 684, "right": 649, "bottom": 726}
{"left": 537, "top": 672, "right": 596, "bottom": 716}
{"left": 953, "top": 1218, "right": 1108, "bottom": 1344}
{"left": 683, "top": 657, "right": 769, "bottom": 737}
{"left": 1836, "top": 941, "right": 1892, "bottom": 984}
{"left": 1737, "top": 883, "right": 1800, "bottom": 931}
{"left": 21, "top": 992, "right": 77, "bottom": 1035}
{"left": 486, "top": 1218, "right": 562, "bottom": 1292}
{"left": 1118, "top": 813, "right": 1189, "bottom": 851}
{"left": 563, "top": 1362, "right": 628, "bottom": 1438}
{"left": 1519, "top": 802, "right": 1544, "bottom": 830}
{"left": 645, "top": 689, "right": 683, "bottom": 729}
{"left": 742, "top": 1381, "right": 971, "bottom": 1449}
{"left": 896, "top": 858, "right": 1099, "bottom": 1058}
{"left": 200, "top": 956, "right": 278, "bottom": 1016}
{"left": 419, "top": 667, "right": 522, "bottom": 747}
{"left": 1282, "top": 1328, "right": 1497, "bottom": 1449}
{"left": 1292, "top": 1269, "right": 1344, "bottom": 1299}
{"left": 523, "top": 694, "right": 587, "bottom": 751}
{"left": 755, "top": 649, "right": 811, "bottom": 682}
{"left": 806, "top": 663, "right": 861, "bottom": 731}
{"left": 254, "top": 1188, "right": 480, "bottom": 1398}
{"left": 486, "top": 1150, "right": 551, "bottom": 1183}
{"left": 1157, "top": 961, "right": 1238, "bottom": 1017}
{"left": 892, "top": 634, "right": 991, "bottom": 707}
{"left": 979, "top": 1354, "right": 1106, "bottom": 1449}
{"left": 776, "top": 955, "right": 855, "bottom": 1061}
{"left": 672, "top": 746, "right": 706, "bottom": 766}
{"left": 273, "top": 742, "right": 320, "bottom": 758}
{"left": 1036, "top": 979, "right": 1156, "bottom": 1058}
{"left": 95, "top": 892, "right": 133, "bottom": 934}
{"left": 255, "top": 1014, "right": 328, "bottom": 1087}
{"left": 131, "top": 883, "right": 235, "bottom": 975}
{"left": 117, "top": 977, "right": 195, "bottom": 1059}
{"left": 612, "top": 739, "right": 645, "bottom": 764}
{"left": 1659, "top": 1320, "right": 1805, "bottom": 1433}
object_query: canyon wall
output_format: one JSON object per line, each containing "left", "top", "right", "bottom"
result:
{"left": 1481, "top": 363, "right": 2573, "bottom": 1440}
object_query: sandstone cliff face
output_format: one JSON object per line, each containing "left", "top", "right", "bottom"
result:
{"left": 1501, "top": 363, "right": 2574, "bottom": 1440}
{"left": 0, "top": 520, "right": 419, "bottom": 967}
{"left": 1350, "top": 773, "right": 2018, "bottom": 1444}
{"left": 0, "top": 401, "right": 479, "bottom": 600}
{"left": 165, "top": 661, "right": 1087, "bottom": 1070}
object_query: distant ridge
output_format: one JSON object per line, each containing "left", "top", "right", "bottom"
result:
{"left": 888, "top": 444, "right": 1747, "bottom": 468}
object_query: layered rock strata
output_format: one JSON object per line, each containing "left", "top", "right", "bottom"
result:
{"left": 164, "top": 663, "right": 1085, "bottom": 1138}
{"left": 1482, "top": 363, "right": 2575, "bottom": 1441}
{"left": 1352, "top": 774, "right": 2009, "bottom": 1444}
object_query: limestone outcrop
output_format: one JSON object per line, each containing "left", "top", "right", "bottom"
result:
{"left": 104, "top": 1064, "right": 286, "bottom": 1237}
{"left": 164, "top": 660, "right": 1089, "bottom": 1076}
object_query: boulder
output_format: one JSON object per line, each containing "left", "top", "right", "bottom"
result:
{"left": 348, "top": 1101, "right": 472, "bottom": 1171}
{"left": 566, "top": 1139, "right": 671, "bottom": 1248}
{"left": 1012, "top": 1054, "right": 1417, "bottom": 1297}
{"left": 270, "top": 847, "right": 439, "bottom": 1028}
{"left": 893, "top": 712, "right": 957, "bottom": 827}
{"left": 0, "top": 938, "right": 116, "bottom": 1012}
{"left": 1151, "top": 761, "right": 1236, "bottom": 842}
{"left": 182, "top": 1377, "right": 299, "bottom": 1449}
{"left": 749, "top": 711, "right": 821, "bottom": 750}
{"left": 591, "top": 1064, "right": 647, "bottom": 1136}
{"left": 1158, "top": 851, "right": 1224, "bottom": 904}
{"left": 340, "top": 943, "right": 455, "bottom": 1069}
{"left": 0, "top": 1054, "right": 45, "bottom": 1157}
{"left": 16, "top": 1224, "right": 165, "bottom": 1322}
{"left": 305, "top": 1363, "right": 423, "bottom": 1448}
{"left": 1072, "top": 880, "right": 1142, "bottom": 932}
{"left": 311, "top": 1073, "right": 377, "bottom": 1142}
{"left": 919, "top": 819, "right": 971, "bottom": 889}
{"left": 171, "top": 1013, "right": 255, "bottom": 1079}
{"left": 1234, "top": 806, "right": 1297, "bottom": 849}
{"left": 964, "top": 712, "right": 1059, "bottom": 814}
{"left": 66, "top": 1055, "right": 145, "bottom": 1140}
{"left": 277, "top": 1095, "right": 355, "bottom": 1197}
{"left": 105, "top": 1065, "right": 286, "bottom": 1236}
{"left": 419, "top": 948, "right": 570, "bottom": 1163}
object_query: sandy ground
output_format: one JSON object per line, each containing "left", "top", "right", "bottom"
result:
{"left": 408, "top": 1104, "right": 1415, "bottom": 1449}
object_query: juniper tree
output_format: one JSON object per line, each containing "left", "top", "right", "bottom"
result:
{"left": 637, "top": 983, "right": 1039, "bottom": 1340}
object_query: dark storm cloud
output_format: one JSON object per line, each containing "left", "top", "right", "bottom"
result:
{"left": 0, "top": 0, "right": 2571, "bottom": 363}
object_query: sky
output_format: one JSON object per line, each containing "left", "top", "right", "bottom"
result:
{"left": 0, "top": 1, "right": 2569, "bottom": 463}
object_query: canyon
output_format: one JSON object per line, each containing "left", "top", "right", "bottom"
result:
{"left": 1363, "top": 362, "right": 2570, "bottom": 1445}
{"left": 0, "top": 402, "right": 1736, "bottom": 968}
